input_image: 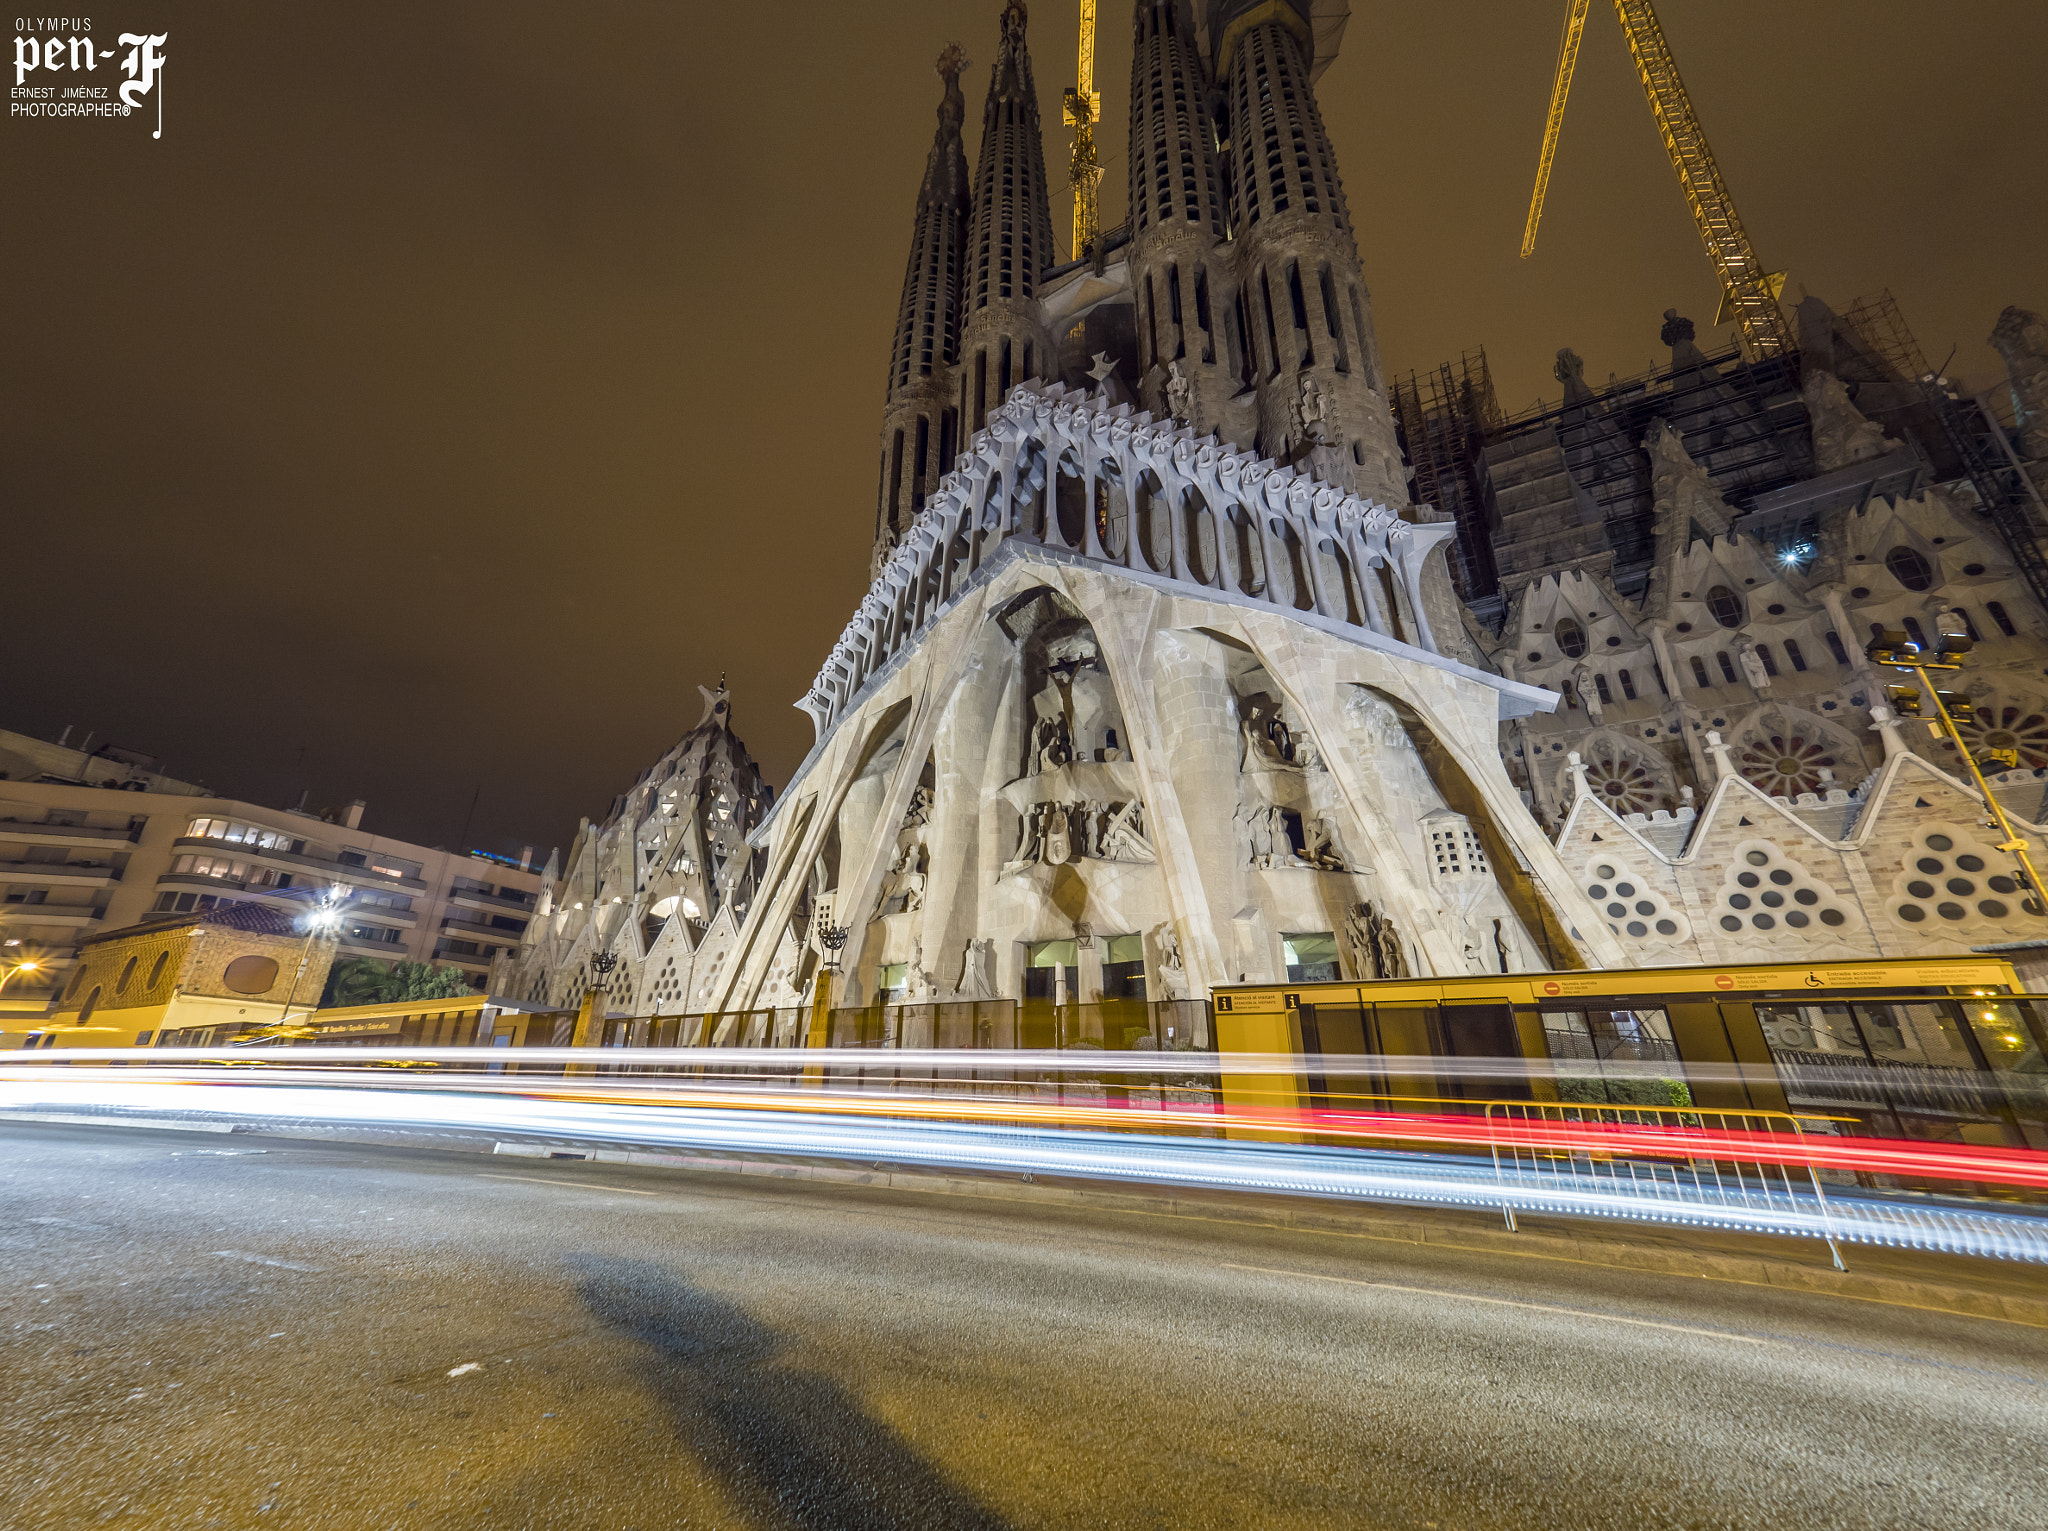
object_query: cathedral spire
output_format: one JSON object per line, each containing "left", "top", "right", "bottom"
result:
{"left": 960, "top": 1, "right": 1057, "bottom": 437}
{"left": 875, "top": 46, "right": 973, "bottom": 572}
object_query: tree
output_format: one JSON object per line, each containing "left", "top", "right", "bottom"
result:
{"left": 319, "top": 957, "right": 475, "bottom": 1008}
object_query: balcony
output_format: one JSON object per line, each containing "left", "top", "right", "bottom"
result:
{"left": 449, "top": 886, "right": 535, "bottom": 914}
{"left": 440, "top": 916, "right": 527, "bottom": 944}
{"left": 0, "top": 860, "right": 122, "bottom": 888}
{"left": 337, "top": 931, "right": 409, "bottom": 955}
{"left": 0, "top": 904, "right": 102, "bottom": 928}
{"left": 0, "top": 819, "right": 139, "bottom": 847}
{"left": 431, "top": 944, "right": 494, "bottom": 971}
{"left": 169, "top": 837, "right": 429, "bottom": 892}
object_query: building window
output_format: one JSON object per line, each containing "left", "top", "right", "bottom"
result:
{"left": 1689, "top": 656, "right": 1711, "bottom": 687}
{"left": 1784, "top": 639, "right": 1808, "bottom": 671}
{"left": 1757, "top": 645, "right": 1779, "bottom": 677}
{"left": 1824, "top": 629, "right": 1850, "bottom": 665}
{"left": 1950, "top": 606, "right": 1982, "bottom": 641}
{"left": 1902, "top": 616, "right": 1928, "bottom": 649}
{"left": 1885, "top": 545, "right": 1934, "bottom": 591}
{"left": 1618, "top": 670, "right": 1637, "bottom": 700}
{"left": 1594, "top": 675, "right": 1613, "bottom": 705}
{"left": 1706, "top": 586, "right": 1743, "bottom": 628}
{"left": 146, "top": 951, "right": 169, "bottom": 989}
{"left": 1717, "top": 651, "right": 1740, "bottom": 684}
{"left": 78, "top": 985, "right": 101, "bottom": 1023}
{"left": 1282, "top": 931, "right": 1340, "bottom": 983}
{"left": 116, "top": 956, "right": 138, "bottom": 995}
{"left": 1989, "top": 601, "right": 2017, "bottom": 636}
{"left": 1554, "top": 619, "right": 1587, "bottom": 658}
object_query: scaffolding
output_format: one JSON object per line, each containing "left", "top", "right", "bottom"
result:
{"left": 1480, "top": 342, "right": 1809, "bottom": 596}
{"left": 1391, "top": 350, "right": 1504, "bottom": 602}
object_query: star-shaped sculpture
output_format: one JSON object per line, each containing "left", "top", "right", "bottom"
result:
{"left": 1087, "top": 352, "right": 1118, "bottom": 385}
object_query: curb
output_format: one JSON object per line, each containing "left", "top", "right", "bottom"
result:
{"left": 487, "top": 1141, "right": 2048, "bottom": 1329}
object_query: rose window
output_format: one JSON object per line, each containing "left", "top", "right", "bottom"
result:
{"left": 1738, "top": 734, "right": 1835, "bottom": 796}
{"left": 1946, "top": 702, "right": 2048, "bottom": 770}
{"left": 1583, "top": 755, "right": 1659, "bottom": 815}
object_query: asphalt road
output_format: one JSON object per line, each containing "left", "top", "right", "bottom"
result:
{"left": 2, "top": 1121, "right": 2044, "bottom": 1530}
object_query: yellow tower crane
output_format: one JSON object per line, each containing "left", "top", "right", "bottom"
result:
{"left": 1064, "top": 0, "right": 1103, "bottom": 258}
{"left": 1520, "top": 0, "right": 1793, "bottom": 359}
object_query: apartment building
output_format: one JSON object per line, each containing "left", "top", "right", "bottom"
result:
{"left": 0, "top": 728, "right": 543, "bottom": 1017}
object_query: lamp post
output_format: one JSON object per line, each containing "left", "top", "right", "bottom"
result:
{"left": 1866, "top": 624, "right": 2048, "bottom": 907}
{"left": 0, "top": 958, "right": 42, "bottom": 996}
{"left": 247, "top": 887, "right": 345, "bottom": 1045}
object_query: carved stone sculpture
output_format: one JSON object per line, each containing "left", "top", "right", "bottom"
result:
{"left": 1164, "top": 358, "right": 1192, "bottom": 423}
{"left": 1155, "top": 929, "right": 1188, "bottom": 1001}
{"left": 1801, "top": 368, "right": 1892, "bottom": 471}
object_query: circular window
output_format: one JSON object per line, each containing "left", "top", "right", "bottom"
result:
{"left": 1605, "top": 635, "right": 1621, "bottom": 647}
{"left": 1729, "top": 893, "right": 1752, "bottom": 910}
{"left": 1885, "top": 546, "right": 1934, "bottom": 591}
{"left": 1760, "top": 891, "right": 1785, "bottom": 908}
{"left": 1926, "top": 834, "right": 1954, "bottom": 852}
{"left": 1752, "top": 913, "right": 1776, "bottom": 929}
{"left": 1555, "top": 619, "right": 1587, "bottom": 659}
{"left": 1794, "top": 888, "right": 1818, "bottom": 906}
{"left": 1626, "top": 921, "right": 1648, "bottom": 937}
{"left": 222, "top": 955, "right": 280, "bottom": 995}
{"left": 1737, "top": 872, "right": 1760, "bottom": 888}
{"left": 1819, "top": 908, "right": 1846, "bottom": 926}
{"left": 1634, "top": 901, "right": 1656, "bottom": 916}
{"left": 116, "top": 956, "right": 138, "bottom": 995}
{"left": 1981, "top": 900, "right": 2011, "bottom": 919}
{"left": 1947, "top": 878, "right": 1977, "bottom": 896}
{"left": 1907, "top": 880, "right": 1936, "bottom": 898}
{"left": 1655, "top": 919, "right": 1678, "bottom": 935}
{"left": 1769, "top": 869, "right": 1793, "bottom": 886}
{"left": 1719, "top": 915, "right": 1742, "bottom": 932}
{"left": 1990, "top": 875, "right": 2019, "bottom": 894}
{"left": 1675, "top": 622, "right": 1694, "bottom": 633}
{"left": 1706, "top": 586, "right": 1743, "bottom": 628}
{"left": 1595, "top": 864, "right": 1616, "bottom": 879}
{"left": 1956, "top": 854, "right": 1985, "bottom": 872}
{"left": 1607, "top": 902, "right": 1628, "bottom": 918}
{"left": 1527, "top": 651, "right": 1542, "bottom": 663}
{"left": 1785, "top": 910, "right": 1810, "bottom": 928}
{"left": 1745, "top": 851, "right": 1770, "bottom": 866}
{"left": 1614, "top": 882, "right": 1637, "bottom": 897}
{"left": 1898, "top": 904, "right": 1927, "bottom": 922}
{"left": 2028, "top": 899, "right": 2047, "bottom": 917}
{"left": 1964, "top": 563, "right": 1986, "bottom": 576}
{"left": 1917, "top": 857, "right": 1946, "bottom": 874}
{"left": 1936, "top": 902, "right": 1967, "bottom": 921}
{"left": 1587, "top": 884, "right": 1608, "bottom": 900}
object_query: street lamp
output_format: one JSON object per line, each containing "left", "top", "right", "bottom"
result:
{"left": 0, "top": 958, "right": 42, "bottom": 995}
{"left": 1866, "top": 624, "right": 2047, "bottom": 908}
{"left": 241, "top": 886, "right": 347, "bottom": 1046}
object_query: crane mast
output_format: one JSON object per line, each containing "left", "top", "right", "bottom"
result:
{"left": 1063, "top": 0, "right": 1103, "bottom": 258}
{"left": 1522, "top": 0, "right": 1794, "bottom": 359}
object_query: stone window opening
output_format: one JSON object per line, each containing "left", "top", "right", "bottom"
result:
{"left": 1902, "top": 616, "right": 1928, "bottom": 649}
{"left": 1285, "top": 262, "right": 1314, "bottom": 366}
{"left": 1651, "top": 665, "right": 1669, "bottom": 696}
{"left": 1950, "top": 606, "right": 1982, "bottom": 641}
{"left": 1989, "top": 601, "right": 2017, "bottom": 636}
{"left": 1259, "top": 269, "right": 1281, "bottom": 379}
{"left": 1757, "top": 644, "right": 1780, "bottom": 677}
{"left": 1689, "top": 656, "right": 1711, "bottom": 688}
{"left": 1594, "top": 675, "right": 1613, "bottom": 706}
{"left": 1784, "top": 639, "right": 1808, "bottom": 672}
{"left": 1318, "top": 263, "right": 1349, "bottom": 374}
{"left": 1618, "top": 670, "right": 1637, "bottom": 700}
{"left": 1717, "top": 651, "right": 1740, "bottom": 684}
{"left": 116, "top": 956, "right": 138, "bottom": 995}
{"left": 1824, "top": 629, "right": 1850, "bottom": 665}
{"left": 1167, "top": 264, "right": 1185, "bottom": 360}
{"left": 1707, "top": 585, "right": 1744, "bottom": 628}
{"left": 1885, "top": 545, "right": 1934, "bottom": 591}
{"left": 1194, "top": 265, "right": 1215, "bottom": 363}
{"left": 1554, "top": 618, "right": 1586, "bottom": 658}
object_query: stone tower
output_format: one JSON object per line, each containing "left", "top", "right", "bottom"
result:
{"left": 960, "top": 0, "right": 1058, "bottom": 439}
{"left": 1209, "top": 0, "right": 1405, "bottom": 506}
{"left": 875, "top": 45, "right": 973, "bottom": 572}
{"left": 1126, "top": 1, "right": 1232, "bottom": 431}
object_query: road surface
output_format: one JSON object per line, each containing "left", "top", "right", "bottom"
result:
{"left": 2, "top": 1121, "right": 2042, "bottom": 1529}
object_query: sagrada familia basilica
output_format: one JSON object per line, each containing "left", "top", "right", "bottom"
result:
{"left": 493, "top": 1, "right": 2048, "bottom": 1033}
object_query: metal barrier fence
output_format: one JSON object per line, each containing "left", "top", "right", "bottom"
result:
{"left": 1483, "top": 1098, "right": 1847, "bottom": 1270}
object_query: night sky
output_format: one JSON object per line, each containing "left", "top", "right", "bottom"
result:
{"left": 6, "top": 2, "right": 2041, "bottom": 858}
